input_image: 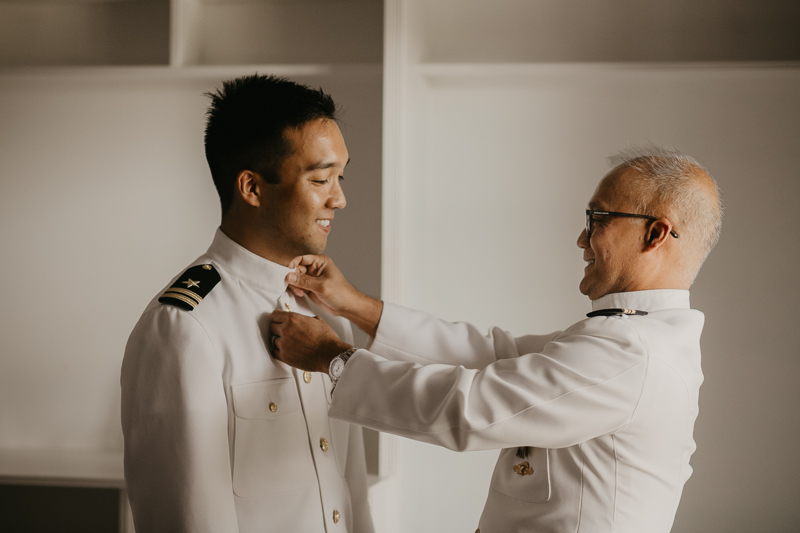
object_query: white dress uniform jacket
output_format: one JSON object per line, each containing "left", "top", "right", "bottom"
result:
{"left": 121, "top": 229, "right": 373, "bottom": 533}
{"left": 329, "top": 290, "right": 703, "bottom": 533}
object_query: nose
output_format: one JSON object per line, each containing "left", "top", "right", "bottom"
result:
{"left": 328, "top": 177, "right": 346, "bottom": 209}
{"left": 577, "top": 228, "right": 589, "bottom": 249}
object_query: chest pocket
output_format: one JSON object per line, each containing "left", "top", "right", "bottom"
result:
{"left": 231, "top": 378, "right": 313, "bottom": 497}
{"left": 490, "top": 447, "right": 552, "bottom": 503}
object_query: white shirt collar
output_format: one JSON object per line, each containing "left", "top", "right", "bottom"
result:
{"left": 591, "top": 289, "right": 691, "bottom": 313}
{"left": 206, "top": 228, "right": 293, "bottom": 295}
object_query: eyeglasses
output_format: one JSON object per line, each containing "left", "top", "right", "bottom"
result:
{"left": 585, "top": 210, "right": 679, "bottom": 240}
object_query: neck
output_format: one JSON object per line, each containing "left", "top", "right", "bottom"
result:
{"left": 220, "top": 218, "right": 292, "bottom": 267}
{"left": 622, "top": 270, "right": 689, "bottom": 295}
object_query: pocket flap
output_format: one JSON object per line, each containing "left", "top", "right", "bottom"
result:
{"left": 232, "top": 378, "right": 300, "bottom": 420}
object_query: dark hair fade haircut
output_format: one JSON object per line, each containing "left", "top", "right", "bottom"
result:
{"left": 204, "top": 74, "right": 338, "bottom": 214}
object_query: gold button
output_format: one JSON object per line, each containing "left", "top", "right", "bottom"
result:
{"left": 320, "top": 438, "right": 329, "bottom": 452}
{"left": 333, "top": 510, "right": 340, "bottom": 523}
{"left": 269, "top": 402, "right": 277, "bottom": 413}
{"left": 202, "top": 264, "right": 212, "bottom": 270}
{"left": 303, "top": 371, "right": 312, "bottom": 383}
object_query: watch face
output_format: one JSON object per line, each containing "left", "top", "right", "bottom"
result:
{"left": 330, "top": 357, "right": 345, "bottom": 379}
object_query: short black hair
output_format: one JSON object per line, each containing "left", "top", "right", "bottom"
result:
{"left": 204, "top": 74, "right": 338, "bottom": 214}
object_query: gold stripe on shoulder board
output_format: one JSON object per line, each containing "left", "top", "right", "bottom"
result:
{"left": 162, "top": 291, "right": 198, "bottom": 309}
{"left": 166, "top": 287, "right": 203, "bottom": 303}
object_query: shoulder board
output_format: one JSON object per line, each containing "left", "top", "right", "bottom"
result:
{"left": 586, "top": 308, "right": 648, "bottom": 318}
{"left": 158, "top": 264, "right": 220, "bottom": 311}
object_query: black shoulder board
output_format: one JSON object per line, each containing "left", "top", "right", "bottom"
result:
{"left": 586, "top": 308, "right": 648, "bottom": 318}
{"left": 158, "top": 264, "right": 221, "bottom": 311}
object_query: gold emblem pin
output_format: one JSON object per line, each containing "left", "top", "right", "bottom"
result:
{"left": 513, "top": 461, "right": 534, "bottom": 476}
{"left": 182, "top": 278, "right": 200, "bottom": 288}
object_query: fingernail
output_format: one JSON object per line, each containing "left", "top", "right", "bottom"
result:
{"left": 287, "top": 273, "right": 297, "bottom": 283}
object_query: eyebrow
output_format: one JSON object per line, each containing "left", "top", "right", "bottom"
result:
{"left": 304, "top": 157, "right": 350, "bottom": 172}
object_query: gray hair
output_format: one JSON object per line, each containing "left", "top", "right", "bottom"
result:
{"left": 608, "top": 143, "right": 723, "bottom": 284}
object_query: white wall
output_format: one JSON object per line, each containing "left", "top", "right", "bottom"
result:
{"left": 381, "top": 64, "right": 800, "bottom": 532}
{"left": 0, "top": 66, "right": 382, "bottom": 453}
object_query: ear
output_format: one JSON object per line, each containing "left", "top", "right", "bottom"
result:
{"left": 236, "top": 170, "right": 262, "bottom": 208}
{"left": 643, "top": 218, "right": 673, "bottom": 252}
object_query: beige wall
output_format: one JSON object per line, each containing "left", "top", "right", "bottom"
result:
{"left": 382, "top": 64, "right": 800, "bottom": 532}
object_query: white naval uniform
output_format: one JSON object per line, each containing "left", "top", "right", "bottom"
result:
{"left": 121, "top": 229, "right": 373, "bottom": 533}
{"left": 329, "top": 290, "right": 703, "bottom": 533}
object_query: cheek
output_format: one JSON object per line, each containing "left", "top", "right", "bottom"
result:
{"left": 296, "top": 189, "right": 324, "bottom": 213}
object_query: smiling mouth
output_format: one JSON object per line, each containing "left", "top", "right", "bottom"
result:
{"left": 585, "top": 259, "right": 595, "bottom": 265}
{"left": 316, "top": 220, "right": 330, "bottom": 228}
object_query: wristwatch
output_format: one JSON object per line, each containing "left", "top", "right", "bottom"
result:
{"left": 329, "top": 347, "right": 357, "bottom": 390}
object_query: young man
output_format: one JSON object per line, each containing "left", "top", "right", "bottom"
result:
{"left": 121, "top": 75, "right": 373, "bottom": 533}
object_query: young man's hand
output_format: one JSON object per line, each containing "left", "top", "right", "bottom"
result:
{"left": 268, "top": 310, "right": 352, "bottom": 373}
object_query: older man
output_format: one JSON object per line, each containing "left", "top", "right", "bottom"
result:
{"left": 269, "top": 146, "right": 722, "bottom": 532}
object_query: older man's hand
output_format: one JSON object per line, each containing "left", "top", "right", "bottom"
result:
{"left": 269, "top": 310, "right": 353, "bottom": 374}
{"left": 286, "top": 254, "right": 384, "bottom": 338}
{"left": 285, "top": 254, "right": 359, "bottom": 315}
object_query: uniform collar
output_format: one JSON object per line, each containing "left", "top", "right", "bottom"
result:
{"left": 206, "top": 228, "right": 293, "bottom": 295}
{"left": 591, "top": 290, "right": 691, "bottom": 313}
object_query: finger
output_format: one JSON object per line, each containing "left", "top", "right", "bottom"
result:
{"left": 296, "top": 254, "right": 320, "bottom": 266}
{"left": 286, "top": 272, "right": 325, "bottom": 295}
{"left": 287, "top": 255, "right": 306, "bottom": 269}
{"left": 271, "top": 309, "right": 288, "bottom": 323}
{"left": 290, "top": 286, "right": 306, "bottom": 298}
{"left": 288, "top": 254, "right": 315, "bottom": 270}
{"left": 269, "top": 321, "right": 282, "bottom": 336}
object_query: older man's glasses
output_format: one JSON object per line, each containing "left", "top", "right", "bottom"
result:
{"left": 585, "top": 210, "right": 680, "bottom": 240}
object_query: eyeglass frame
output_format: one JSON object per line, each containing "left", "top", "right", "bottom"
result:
{"left": 585, "top": 210, "right": 679, "bottom": 240}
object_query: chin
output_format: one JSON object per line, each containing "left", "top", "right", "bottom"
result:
{"left": 579, "top": 278, "right": 591, "bottom": 297}
{"left": 303, "top": 241, "right": 327, "bottom": 256}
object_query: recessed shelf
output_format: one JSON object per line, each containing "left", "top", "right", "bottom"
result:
{"left": 412, "top": 0, "right": 800, "bottom": 63}
{"left": 0, "top": 0, "right": 171, "bottom": 67}
{"left": 173, "top": 0, "right": 383, "bottom": 67}
{"left": 0, "top": 0, "right": 383, "bottom": 69}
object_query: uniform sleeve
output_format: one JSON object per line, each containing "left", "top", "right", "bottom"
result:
{"left": 366, "top": 302, "right": 561, "bottom": 368}
{"left": 121, "top": 306, "right": 239, "bottom": 533}
{"left": 330, "top": 316, "right": 648, "bottom": 451}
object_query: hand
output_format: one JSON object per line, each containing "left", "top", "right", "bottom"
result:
{"left": 268, "top": 310, "right": 352, "bottom": 374}
{"left": 286, "top": 254, "right": 384, "bottom": 338}
{"left": 285, "top": 254, "right": 359, "bottom": 315}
